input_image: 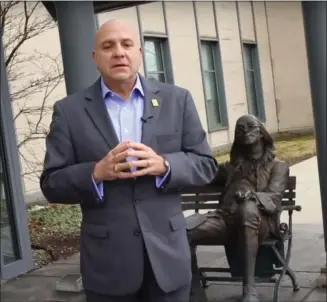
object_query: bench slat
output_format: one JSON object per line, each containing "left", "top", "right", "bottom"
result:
{"left": 180, "top": 176, "right": 297, "bottom": 211}
{"left": 181, "top": 192, "right": 295, "bottom": 203}
{"left": 182, "top": 201, "right": 296, "bottom": 211}
{"left": 180, "top": 176, "right": 296, "bottom": 194}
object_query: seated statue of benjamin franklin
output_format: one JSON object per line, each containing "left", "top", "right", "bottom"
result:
{"left": 187, "top": 114, "right": 290, "bottom": 302}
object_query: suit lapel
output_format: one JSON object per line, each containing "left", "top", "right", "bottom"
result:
{"left": 139, "top": 76, "right": 161, "bottom": 147}
{"left": 84, "top": 78, "right": 119, "bottom": 149}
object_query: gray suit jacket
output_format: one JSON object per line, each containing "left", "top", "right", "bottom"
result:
{"left": 40, "top": 76, "right": 218, "bottom": 296}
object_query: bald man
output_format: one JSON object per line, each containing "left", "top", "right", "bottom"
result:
{"left": 40, "top": 19, "right": 218, "bottom": 302}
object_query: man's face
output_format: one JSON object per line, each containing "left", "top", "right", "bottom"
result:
{"left": 234, "top": 115, "right": 262, "bottom": 145}
{"left": 93, "top": 21, "right": 142, "bottom": 82}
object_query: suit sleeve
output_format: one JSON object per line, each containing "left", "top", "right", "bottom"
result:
{"left": 162, "top": 90, "right": 218, "bottom": 190}
{"left": 40, "top": 102, "right": 102, "bottom": 205}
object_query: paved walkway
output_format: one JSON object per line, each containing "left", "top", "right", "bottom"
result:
{"left": 281, "top": 156, "right": 323, "bottom": 225}
{"left": 1, "top": 157, "right": 326, "bottom": 302}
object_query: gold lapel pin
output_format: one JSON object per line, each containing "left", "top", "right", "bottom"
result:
{"left": 151, "top": 99, "right": 159, "bottom": 107}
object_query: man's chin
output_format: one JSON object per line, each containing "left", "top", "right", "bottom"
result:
{"left": 111, "top": 73, "right": 132, "bottom": 81}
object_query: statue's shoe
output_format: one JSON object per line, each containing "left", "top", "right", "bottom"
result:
{"left": 241, "top": 285, "right": 260, "bottom": 302}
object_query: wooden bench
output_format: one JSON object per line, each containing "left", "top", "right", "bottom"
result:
{"left": 181, "top": 175, "right": 302, "bottom": 302}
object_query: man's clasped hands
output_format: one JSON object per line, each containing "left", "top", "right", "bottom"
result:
{"left": 93, "top": 141, "right": 168, "bottom": 182}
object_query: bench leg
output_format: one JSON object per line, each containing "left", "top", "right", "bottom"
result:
{"left": 272, "top": 245, "right": 285, "bottom": 302}
{"left": 190, "top": 246, "right": 209, "bottom": 302}
{"left": 271, "top": 237, "right": 300, "bottom": 302}
{"left": 190, "top": 273, "right": 209, "bottom": 302}
{"left": 286, "top": 267, "right": 300, "bottom": 292}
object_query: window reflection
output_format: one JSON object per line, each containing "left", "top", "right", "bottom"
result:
{"left": 201, "top": 41, "right": 222, "bottom": 128}
{"left": 144, "top": 38, "right": 166, "bottom": 83}
{"left": 1, "top": 143, "right": 20, "bottom": 265}
{"left": 243, "top": 44, "right": 260, "bottom": 117}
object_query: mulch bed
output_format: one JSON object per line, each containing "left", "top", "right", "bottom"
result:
{"left": 29, "top": 153, "right": 316, "bottom": 269}
{"left": 31, "top": 235, "right": 80, "bottom": 268}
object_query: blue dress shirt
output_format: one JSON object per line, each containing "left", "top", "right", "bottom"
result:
{"left": 93, "top": 75, "right": 170, "bottom": 198}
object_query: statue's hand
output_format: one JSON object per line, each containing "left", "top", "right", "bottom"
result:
{"left": 235, "top": 190, "right": 253, "bottom": 202}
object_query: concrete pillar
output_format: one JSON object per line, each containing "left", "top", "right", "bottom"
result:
{"left": 55, "top": 1, "right": 99, "bottom": 95}
{"left": 53, "top": 2, "right": 99, "bottom": 290}
{"left": 302, "top": 1, "right": 327, "bottom": 287}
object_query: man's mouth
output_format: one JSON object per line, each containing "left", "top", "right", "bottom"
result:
{"left": 112, "top": 64, "right": 128, "bottom": 68}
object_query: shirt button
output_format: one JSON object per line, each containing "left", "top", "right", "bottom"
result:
{"left": 133, "top": 229, "right": 141, "bottom": 236}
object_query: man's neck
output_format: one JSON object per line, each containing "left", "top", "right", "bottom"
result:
{"left": 103, "top": 75, "right": 137, "bottom": 100}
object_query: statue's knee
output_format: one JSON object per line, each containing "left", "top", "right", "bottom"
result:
{"left": 240, "top": 202, "right": 261, "bottom": 230}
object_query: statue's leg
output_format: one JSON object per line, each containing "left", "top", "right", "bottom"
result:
{"left": 187, "top": 212, "right": 227, "bottom": 302}
{"left": 238, "top": 201, "right": 269, "bottom": 302}
{"left": 188, "top": 211, "right": 227, "bottom": 246}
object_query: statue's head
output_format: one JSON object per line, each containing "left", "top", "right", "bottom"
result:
{"left": 234, "top": 115, "right": 263, "bottom": 145}
{"left": 230, "top": 115, "right": 275, "bottom": 163}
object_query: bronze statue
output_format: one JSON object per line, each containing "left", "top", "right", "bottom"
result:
{"left": 188, "top": 115, "right": 289, "bottom": 302}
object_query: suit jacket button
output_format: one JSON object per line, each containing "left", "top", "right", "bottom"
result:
{"left": 134, "top": 199, "right": 140, "bottom": 204}
{"left": 133, "top": 229, "right": 141, "bottom": 236}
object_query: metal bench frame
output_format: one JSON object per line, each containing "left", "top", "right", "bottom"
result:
{"left": 181, "top": 175, "right": 302, "bottom": 302}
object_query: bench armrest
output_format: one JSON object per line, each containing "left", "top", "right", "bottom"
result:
{"left": 281, "top": 205, "right": 302, "bottom": 212}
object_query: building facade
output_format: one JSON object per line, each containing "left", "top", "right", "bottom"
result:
{"left": 3, "top": 2, "right": 313, "bottom": 193}
{"left": 97, "top": 1, "right": 313, "bottom": 149}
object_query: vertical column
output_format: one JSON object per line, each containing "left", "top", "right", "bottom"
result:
{"left": 55, "top": 1, "right": 99, "bottom": 95}
{"left": 302, "top": 1, "right": 327, "bottom": 284}
{"left": 302, "top": 1, "right": 327, "bottom": 249}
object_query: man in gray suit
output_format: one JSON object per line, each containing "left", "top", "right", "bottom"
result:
{"left": 40, "top": 19, "right": 218, "bottom": 302}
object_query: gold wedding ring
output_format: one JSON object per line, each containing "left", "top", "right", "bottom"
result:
{"left": 114, "top": 164, "right": 118, "bottom": 173}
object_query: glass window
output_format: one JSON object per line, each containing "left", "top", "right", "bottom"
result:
{"left": 201, "top": 43, "right": 215, "bottom": 72}
{"left": 1, "top": 143, "right": 20, "bottom": 265}
{"left": 243, "top": 43, "right": 264, "bottom": 119}
{"left": 1, "top": 38, "right": 33, "bottom": 280}
{"left": 144, "top": 38, "right": 167, "bottom": 83}
{"left": 201, "top": 40, "right": 226, "bottom": 130}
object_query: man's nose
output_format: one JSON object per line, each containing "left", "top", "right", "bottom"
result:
{"left": 113, "top": 46, "right": 125, "bottom": 57}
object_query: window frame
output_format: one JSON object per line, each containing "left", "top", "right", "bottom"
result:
{"left": 143, "top": 35, "right": 174, "bottom": 84}
{"left": 200, "top": 38, "right": 228, "bottom": 132}
{"left": 242, "top": 42, "right": 266, "bottom": 121}
{"left": 0, "top": 38, "right": 33, "bottom": 280}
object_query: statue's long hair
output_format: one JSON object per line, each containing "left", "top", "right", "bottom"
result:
{"left": 226, "top": 116, "right": 276, "bottom": 189}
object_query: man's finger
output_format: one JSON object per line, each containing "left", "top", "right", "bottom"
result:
{"left": 115, "top": 160, "right": 149, "bottom": 171}
{"left": 111, "top": 141, "right": 131, "bottom": 156}
{"left": 131, "top": 167, "right": 150, "bottom": 178}
{"left": 116, "top": 171, "right": 135, "bottom": 179}
{"left": 126, "top": 150, "right": 149, "bottom": 159}
{"left": 112, "top": 150, "right": 129, "bottom": 163}
{"left": 128, "top": 142, "right": 150, "bottom": 151}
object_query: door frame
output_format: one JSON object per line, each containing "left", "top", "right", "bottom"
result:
{"left": 0, "top": 38, "right": 34, "bottom": 280}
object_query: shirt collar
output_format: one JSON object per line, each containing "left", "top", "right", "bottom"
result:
{"left": 100, "top": 74, "right": 144, "bottom": 100}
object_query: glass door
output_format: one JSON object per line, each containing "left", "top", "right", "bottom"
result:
{"left": 0, "top": 156, "right": 20, "bottom": 265}
{"left": 0, "top": 37, "right": 33, "bottom": 280}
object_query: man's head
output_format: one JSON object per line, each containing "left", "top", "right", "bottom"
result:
{"left": 92, "top": 19, "right": 142, "bottom": 83}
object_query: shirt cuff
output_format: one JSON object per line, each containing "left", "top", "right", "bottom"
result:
{"left": 92, "top": 175, "right": 104, "bottom": 198}
{"left": 156, "top": 165, "right": 171, "bottom": 188}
